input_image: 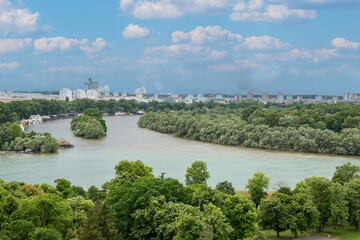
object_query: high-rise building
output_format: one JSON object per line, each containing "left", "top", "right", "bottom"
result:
{"left": 262, "top": 91, "right": 269, "bottom": 100}
{"left": 59, "top": 88, "right": 73, "bottom": 101}
{"left": 74, "top": 89, "right": 86, "bottom": 99}
{"left": 247, "top": 91, "right": 254, "bottom": 99}
{"left": 234, "top": 95, "right": 241, "bottom": 101}
{"left": 278, "top": 91, "right": 285, "bottom": 102}
{"left": 87, "top": 89, "right": 98, "bottom": 99}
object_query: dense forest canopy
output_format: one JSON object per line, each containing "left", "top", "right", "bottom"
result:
{"left": 138, "top": 104, "right": 360, "bottom": 156}
{"left": 2, "top": 98, "right": 360, "bottom": 133}
{"left": 0, "top": 160, "right": 359, "bottom": 239}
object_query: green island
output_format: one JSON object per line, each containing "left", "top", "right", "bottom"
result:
{"left": 71, "top": 108, "right": 107, "bottom": 138}
{"left": 138, "top": 102, "right": 360, "bottom": 156}
{"left": 0, "top": 160, "right": 359, "bottom": 240}
{"left": 0, "top": 122, "right": 59, "bottom": 153}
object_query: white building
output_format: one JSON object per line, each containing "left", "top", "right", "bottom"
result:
{"left": 59, "top": 88, "right": 73, "bottom": 101}
{"left": 122, "top": 92, "right": 127, "bottom": 97}
{"left": 136, "top": 93, "right": 143, "bottom": 100}
{"left": 185, "top": 94, "right": 194, "bottom": 104}
{"left": 74, "top": 89, "right": 86, "bottom": 99}
{"left": 87, "top": 89, "right": 98, "bottom": 99}
{"left": 114, "top": 92, "right": 118, "bottom": 97}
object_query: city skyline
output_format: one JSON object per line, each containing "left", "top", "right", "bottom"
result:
{"left": 0, "top": 1, "right": 360, "bottom": 94}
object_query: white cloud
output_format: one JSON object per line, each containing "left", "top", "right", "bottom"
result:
{"left": 230, "top": 2, "right": 316, "bottom": 22}
{"left": 210, "top": 59, "right": 258, "bottom": 72}
{"left": 331, "top": 37, "right": 360, "bottom": 50}
{"left": 0, "top": 0, "right": 43, "bottom": 36}
{"left": 34, "top": 37, "right": 111, "bottom": 54}
{"left": 0, "top": 61, "right": 19, "bottom": 70}
{"left": 123, "top": 24, "right": 150, "bottom": 39}
{"left": 255, "top": 48, "right": 337, "bottom": 62}
{"left": 146, "top": 44, "right": 225, "bottom": 61}
{"left": 34, "top": 37, "right": 88, "bottom": 52}
{"left": 0, "top": 38, "right": 32, "bottom": 53}
{"left": 43, "top": 66, "right": 94, "bottom": 73}
{"left": 80, "top": 37, "right": 112, "bottom": 54}
{"left": 172, "top": 25, "right": 242, "bottom": 44}
{"left": 237, "top": 35, "right": 292, "bottom": 50}
{"left": 119, "top": 0, "right": 233, "bottom": 19}
{"left": 131, "top": 1, "right": 183, "bottom": 19}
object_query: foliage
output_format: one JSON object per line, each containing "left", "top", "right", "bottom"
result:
{"left": 332, "top": 162, "right": 360, "bottom": 185}
{"left": 185, "top": 161, "right": 210, "bottom": 186}
{"left": 246, "top": 172, "right": 270, "bottom": 208}
{"left": 216, "top": 181, "right": 235, "bottom": 195}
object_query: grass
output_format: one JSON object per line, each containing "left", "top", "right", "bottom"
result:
{"left": 262, "top": 226, "right": 360, "bottom": 240}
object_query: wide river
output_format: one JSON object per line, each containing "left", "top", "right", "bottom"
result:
{"left": 0, "top": 116, "right": 359, "bottom": 189}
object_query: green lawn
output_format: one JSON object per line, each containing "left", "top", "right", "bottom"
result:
{"left": 262, "top": 226, "right": 360, "bottom": 240}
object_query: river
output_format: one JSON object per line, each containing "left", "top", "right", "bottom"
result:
{"left": 0, "top": 116, "right": 359, "bottom": 189}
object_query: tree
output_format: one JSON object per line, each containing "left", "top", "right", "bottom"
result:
{"left": 258, "top": 196, "right": 289, "bottom": 237}
{"left": 295, "top": 176, "right": 348, "bottom": 232}
{"left": 54, "top": 178, "right": 71, "bottom": 198}
{"left": 9, "top": 123, "right": 22, "bottom": 140}
{"left": 246, "top": 172, "right": 270, "bottom": 208}
{"left": 106, "top": 177, "right": 188, "bottom": 238}
{"left": 345, "top": 179, "right": 360, "bottom": 229}
{"left": 78, "top": 201, "right": 118, "bottom": 240}
{"left": 332, "top": 162, "right": 360, "bottom": 185}
{"left": 215, "top": 181, "right": 235, "bottom": 195}
{"left": 185, "top": 161, "right": 210, "bottom": 186}
{"left": 30, "top": 228, "right": 62, "bottom": 240}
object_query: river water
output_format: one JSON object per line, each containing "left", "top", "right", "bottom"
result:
{"left": 0, "top": 116, "right": 359, "bottom": 189}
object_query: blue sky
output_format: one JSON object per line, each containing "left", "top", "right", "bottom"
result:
{"left": 0, "top": 0, "right": 360, "bottom": 94}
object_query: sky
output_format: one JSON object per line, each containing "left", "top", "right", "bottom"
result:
{"left": 0, "top": 0, "right": 360, "bottom": 95}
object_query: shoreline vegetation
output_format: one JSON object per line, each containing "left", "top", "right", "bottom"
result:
{"left": 138, "top": 106, "right": 360, "bottom": 156}
{"left": 70, "top": 108, "right": 107, "bottom": 138}
{"left": 0, "top": 160, "right": 359, "bottom": 240}
{"left": 0, "top": 122, "right": 59, "bottom": 153}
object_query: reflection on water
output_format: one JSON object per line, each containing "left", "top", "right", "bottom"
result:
{"left": 0, "top": 115, "right": 359, "bottom": 189}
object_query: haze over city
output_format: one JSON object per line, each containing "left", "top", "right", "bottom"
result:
{"left": 0, "top": 0, "right": 360, "bottom": 94}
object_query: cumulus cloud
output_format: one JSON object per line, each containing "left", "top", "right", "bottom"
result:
{"left": 255, "top": 48, "right": 337, "bottom": 62}
{"left": 237, "top": 35, "right": 292, "bottom": 50}
{"left": 172, "top": 25, "right": 242, "bottom": 44}
{"left": 135, "top": 85, "right": 147, "bottom": 93}
{"left": 98, "top": 85, "right": 110, "bottom": 93}
{"left": 119, "top": 0, "right": 233, "bottom": 19}
{"left": 122, "top": 24, "right": 150, "bottom": 39}
{"left": 146, "top": 44, "right": 226, "bottom": 61}
{"left": 43, "top": 66, "right": 94, "bottom": 73}
{"left": 34, "top": 37, "right": 111, "bottom": 54}
{"left": 80, "top": 37, "right": 112, "bottom": 54}
{"left": 34, "top": 37, "right": 88, "bottom": 51}
{"left": 0, "top": 61, "right": 19, "bottom": 70}
{"left": 0, "top": 0, "right": 44, "bottom": 36}
{"left": 0, "top": 38, "right": 32, "bottom": 53}
{"left": 331, "top": 37, "right": 360, "bottom": 50}
{"left": 230, "top": 1, "right": 316, "bottom": 22}
{"left": 210, "top": 59, "right": 258, "bottom": 72}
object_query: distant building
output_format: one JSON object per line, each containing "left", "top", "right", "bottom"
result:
{"left": 74, "top": 89, "right": 86, "bottom": 99}
{"left": 247, "top": 92, "right": 254, "bottom": 99}
{"left": 114, "top": 92, "right": 119, "bottom": 97}
{"left": 185, "top": 94, "right": 194, "bottom": 104}
{"left": 262, "top": 91, "right": 269, "bottom": 100}
{"left": 87, "top": 89, "right": 98, "bottom": 99}
{"left": 136, "top": 93, "right": 143, "bottom": 100}
{"left": 234, "top": 95, "right": 241, "bottom": 101}
{"left": 286, "top": 95, "right": 293, "bottom": 100}
{"left": 315, "top": 95, "right": 322, "bottom": 101}
{"left": 59, "top": 88, "right": 73, "bottom": 101}
{"left": 278, "top": 91, "right": 285, "bottom": 102}
{"left": 122, "top": 92, "right": 127, "bottom": 97}
{"left": 215, "top": 94, "right": 223, "bottom": 99}
{"left": 297, "top": 96, "right": 303, "bottom": 102}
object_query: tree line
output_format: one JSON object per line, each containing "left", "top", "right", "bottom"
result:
{"left": 71, "top": 108, "right": 107, "bottom": 139}
{"left": 0, "top": 160, "right": 359, "bottom": 239}
{"left": 4, "top": 98, "right": 360, "bottom": 133}
{"left": 0, "top": 123, "right": 58, "bottom": 153}
{"left": 138, "top": 108, "right": 360, "bottom": 156}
